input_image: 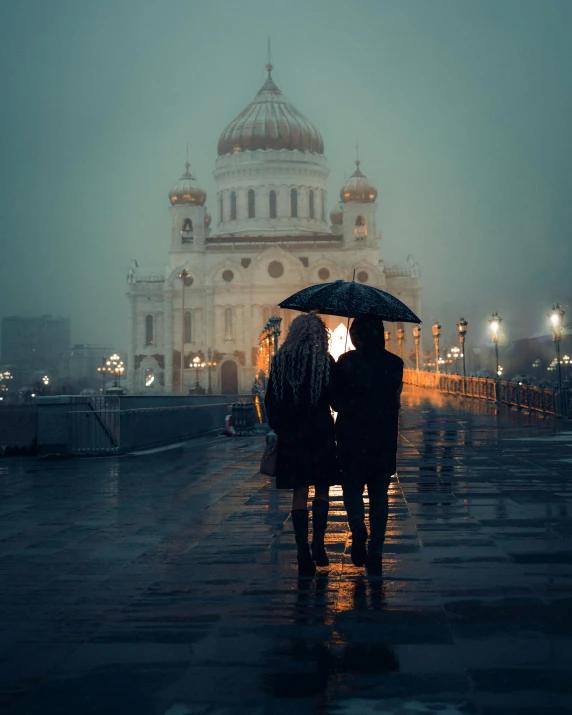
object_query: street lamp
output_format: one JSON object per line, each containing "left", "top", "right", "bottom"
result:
{"left": 489, "top": 312, "right": 502, "bottom": 377}
{"left": 384, "top": 329, "right": 391, "bottom": 353}
{"left": 268, "top": 316, "right": 282, "bottom": 356}
{"left": 396, "top": 327, "right": 405, "bottom": 359}
{"left": 42, "top": 375, "right": 49, "bottom": 386}
{"left": 206, "top": 347, "right": 217, "bottom": 395}
{"left": 191, "top": 355, "right": 206, "bottom": 392}
{"left": 432, "top": 322, "right": 441, "bottom": 374}
{"left": 412, "top": 326, "right": 421, "bottom": 371}
{"left": 457, "top": 318, "right": 468, "bottom": 377}
{"left": 549, "top": 303, "right": 565, "bottom": 391}
{"left": 106, "top": 353, "right": 125, "bottom": 387}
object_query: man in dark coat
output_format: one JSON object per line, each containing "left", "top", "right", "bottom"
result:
{"left": 330, "top": 316, "right": 403, "bottom": 573}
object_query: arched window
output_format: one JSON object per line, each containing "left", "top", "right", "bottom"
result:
{"left": 290, "top": 188, "right": 298, "bottom": 218}
{"left": 181, "top": 218, "right": 193, "bottom": 243}
{"left": 230, "top": 191, "right": 237, "bottom": 220}
{"left": 354, "top": 215, "right": 367, "bottom": 239}
{"left": 269, "top": 190, "right": 277, "bottom": 219}
{"left": 248, "top": 189, "right": 255, "bottom": 218}
{"left": 224, "top": 307, "right": 234, "bottom": 341}
{"left": 219, "top": 194, "right": 223, "bottom": 223}
{"left": 309, "top": 190, "right": 315, "bottom": 219}
{"left": 184, "top": 311, "right": 192, "bottom": 343}
{"left": 145, "top": 315, "right": 154, "bottom": 346}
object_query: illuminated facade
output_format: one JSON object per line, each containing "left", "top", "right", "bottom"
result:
{"left": 126, "top": 63, "right": 421, "bottom": 394}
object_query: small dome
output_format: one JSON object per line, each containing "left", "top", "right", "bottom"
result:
{"left": 217, "top": 64, "right": 324, "bottom": 156}
{"left": 340, "top": 160, "right": 377, "bottom": 203}
{"left": 330, "top": 202, "right": 343, "bottom": 225}
{"left": 169, "top": 162, "right": 206, "bottom": 206}
{"left": 204, "top": 211, "right": 211, "bottom": 227}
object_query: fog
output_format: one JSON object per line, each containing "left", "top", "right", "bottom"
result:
{"left": 1, "top": 0, "right": 571, "bottom": 352}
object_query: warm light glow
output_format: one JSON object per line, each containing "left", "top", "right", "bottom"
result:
{"left": 328, "top": 323, "right": 355, "bottom": 361}
{"left": 490, "top": 320, "right": 499, "bottom": 334}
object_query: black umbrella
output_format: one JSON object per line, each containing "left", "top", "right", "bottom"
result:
{"left": 279, "top": 280, "right": 421, "bottom": 323}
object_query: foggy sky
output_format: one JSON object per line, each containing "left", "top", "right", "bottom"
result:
{"left": 1, "top": 0, "right": 571, "bottom": 355}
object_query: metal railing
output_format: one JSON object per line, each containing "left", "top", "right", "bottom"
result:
{"left": 68, "top": 400, "right": 230, "bottom": 455}
{"left": 404, "top": 369, "right": 570, "bottom": 418}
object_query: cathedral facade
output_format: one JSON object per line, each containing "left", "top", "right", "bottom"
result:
{"left": 126, "top": 63, "right": 421, "bottom": 394}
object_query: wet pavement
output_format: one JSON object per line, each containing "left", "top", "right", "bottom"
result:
{"left": 0, "top": 386, "right": 571, "bottom": 715}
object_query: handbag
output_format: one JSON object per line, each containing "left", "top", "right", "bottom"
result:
{"left": 259, "top": 430, "right": 278, "bottom": 476}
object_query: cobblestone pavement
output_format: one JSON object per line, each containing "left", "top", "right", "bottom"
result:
{"left": 1, "top": 387, "right": 571, "bottom": 715}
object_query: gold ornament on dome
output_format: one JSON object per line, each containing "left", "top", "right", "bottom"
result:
{"left": 169, "top": 161, "right": 207, "bottom": 206}
{"left": 340, "top": 160, "right": 377, "bottom": 204}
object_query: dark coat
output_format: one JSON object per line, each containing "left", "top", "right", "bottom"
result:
{"left": 264, "top": 355, "right": 340, "bottom": 490}
{"left": 330, "top": 348, "right": 403, "bottom": 485}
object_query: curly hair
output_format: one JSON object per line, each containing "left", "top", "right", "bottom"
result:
{"left": 271, "top": 312, "right": 331, "bottom": 404}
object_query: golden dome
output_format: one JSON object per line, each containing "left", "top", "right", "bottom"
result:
{"left": 330, "top": 202, "right": 343, "bottom": 225}
{"left": 169, "top": 162, "right": 206, "bottom": 206}
{"left": 217, "top": 64, "right": 324, "bottom": 156}
{"left": 340, "top": 160, "right": 377, "bottom": 203}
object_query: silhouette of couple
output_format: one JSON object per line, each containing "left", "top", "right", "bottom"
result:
{"left": 264, "top": 312, "right": 403, "bottom": 576}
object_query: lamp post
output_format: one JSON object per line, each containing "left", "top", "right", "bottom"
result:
{"left": 396, "top": 327, "right": 405, "bottom": 359}
{"left": 97, "top": 357, "right": 108, "bottom": 392}
{"left": 412, "top": 326, "right": 421, "bottom": 371}
{"left": 549, "top": 304, "right": 565, "bottom": 391}
{"left": 457, "top": 318, "right": 468, "bottom": 377}
{"left": 489, "top": 312, "right": 502, "bottom": 377}
{"left": 432, "top": 322, "right": 441, "bottom": 374}
{"left": 178, "top": 269, "right": 192, "bottom": 393}
{"left": 206, "top": 347, "right": 217, "bottom": 395}
{"left": 268, "top": 316, "right": 282, "bottom": 357}
{"left": 384, "top": 329, "right": 391, "bottom": 353}
{"left": 106, "top": 353, "right": 125, "bottom": 387}
{"left": 191, "top": 355, "right": 206, "bottom": 392}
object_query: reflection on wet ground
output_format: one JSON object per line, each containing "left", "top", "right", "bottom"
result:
{"left": 0, "top": 387, "right": 571, "bottom": 714}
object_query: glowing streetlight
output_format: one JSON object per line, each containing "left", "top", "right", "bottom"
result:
{"left": 191, "top": 355, "right": 206, "bottom": 392}
{"left": 457, "top": 318, "right": 468, "bottom": 376}
{"left": 549, "top": 304, "right": 565, "bottom": 390}
{"left": 432, "top": 322, "right": 441, "bottom": 374}
{"left": 42, "top": 375, "right": 49, "bottom": 386}
{"left": 206, "top": 347, "right": 217, "bottom": 395}
{"left": 489, "top": 312, "right": 502, "bottom": 377}
{"left": 396, "top": 327, "right": 405, "bottom": 359}
{"left": 412, "top": 325, "right": 421, "bottom": 371}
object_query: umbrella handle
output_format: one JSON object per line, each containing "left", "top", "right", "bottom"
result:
{"left": 344, "top": 270, "right": 356, "bottom": 352}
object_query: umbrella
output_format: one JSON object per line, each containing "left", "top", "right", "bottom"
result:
{"left": 279, "top": 280, "right": 421, "bottom": 323}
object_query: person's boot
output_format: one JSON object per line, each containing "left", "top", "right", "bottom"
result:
{"left": 291, "top": 509, "right": 316, "bottom": 576}
{"left": 366, "top": 483, "right": 389, "bottom": 577}
{"left": 311, "top": 499, "right": 329, "bottom": 567}
{"left": 351, "top": 522, "right": 368, "bottom": 567}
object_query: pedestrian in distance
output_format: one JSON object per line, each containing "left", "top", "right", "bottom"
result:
{"left": 264, "top": 312, "right": 340, "bottom": 576}
{"left": 330, "top": 315, "right": 403, "bottom": 575}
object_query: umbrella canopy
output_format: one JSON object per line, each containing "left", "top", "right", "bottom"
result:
{"left": 279, "top": 280, "right": 421, "bottom": 323}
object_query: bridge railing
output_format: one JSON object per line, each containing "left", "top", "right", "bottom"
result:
{"left": 404, "top": 369, "right": 570, "bottom": 418}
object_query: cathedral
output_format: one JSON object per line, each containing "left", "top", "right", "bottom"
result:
{"left": 126, "top": 62, "right": 421, "bottom": 394}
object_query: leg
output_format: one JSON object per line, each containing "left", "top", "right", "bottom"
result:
{"left": 343, "top": 478, "right": 367, "bottom": 567}
{"left": 311, "top": 485, "right": 329, "bottom": 567}
{"left": 291, "top": 487, "right": 315, "bottom": 576}
{"left": 366, "top": 480, "right": 389, "bottom": 574}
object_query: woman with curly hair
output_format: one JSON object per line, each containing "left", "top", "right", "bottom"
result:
{"left": 264, "top": 312, "right": 340, "bottom": 575}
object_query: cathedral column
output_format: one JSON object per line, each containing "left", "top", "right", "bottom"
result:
{"left": 164, "top": 288, "right": 173, "bottom": 393}
{"left": 127, "top": 293, "right": 136, "bottom": 392}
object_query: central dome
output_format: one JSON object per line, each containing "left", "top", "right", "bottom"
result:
{"left": 217, "top": 64, "right": 324, "bottom": 156}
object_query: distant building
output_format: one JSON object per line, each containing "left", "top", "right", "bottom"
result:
{"left": 59, "top": 344, "right": 114, "bottom": 386}
{"left": 127, "top": 62, "right": 421, "bottom": 394}
{"left": 1, "top": 315, "right": 70, "bottom": 372}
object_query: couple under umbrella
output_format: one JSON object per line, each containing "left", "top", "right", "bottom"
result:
{"left": 264, "top": 280, "right": 420, "bottom": 576}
